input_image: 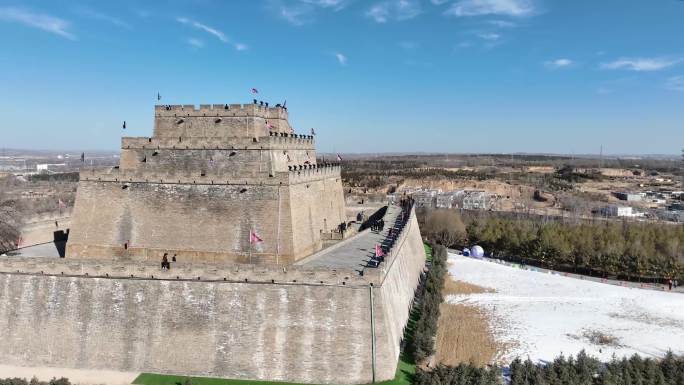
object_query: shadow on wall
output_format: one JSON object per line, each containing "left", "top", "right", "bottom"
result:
{"left": 54, "top": 229, "right": 68, "bottom": 258}
{"left": 359, "top": 206, "right": 388, "bottom": 232}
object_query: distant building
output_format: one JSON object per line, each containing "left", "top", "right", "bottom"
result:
{"left": 36, "top": 163, "right": 66, "bottom": 173}
{"left": 436, "top": 192, "right": 457, "bottom": 209}
{"left": 413, "top": 190, "right": 438, "bottom": 208}
{"left": 614, "top": 192, "right": 643, "bottom": 202}
{"left": 602, "top": 205, "right": 643, "bottom": 218}
{"left": 455, "top": 190, "right": 489, "bottom": 210}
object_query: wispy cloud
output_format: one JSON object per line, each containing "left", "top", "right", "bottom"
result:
{"left": 446, "top": 0, "right": 536, "bottom": 17}
{"left": 176, "top": 17, "right": 246, "bottom": 51}
{"left": 544, "top": 58, "right": 573, "bottom": 69}
{"left": 335, "top": 52, "right": 348, "bottom": 65}
{"left": 600, "top": 57, "right": 680, "bottom": 72}
{"left": 366, "top": 0, "right": 422, "bottom": 23}
{"left": 75, "top": 7, "right": 131, "bottom": 30}
{"left": 666, "top": 76, "right": 684, "bottom": 91}
{"left": 477, "top": 32, "right": 500, "bottom": 40}
{"left": 301, "top": 0, "right": 351, "bottom": 11}
{"left": 488, "top": 19, "right": 516, "bottom": 28}
{"left": 430, "top": 0, "right": 449, "bottom": 5}
{"left": 278, "top": 5, "right": 313, "bottom": 26}
{"left": 269, "top": 0, "right": 349, "bottom": 26}
{"left": 186, "top": 38, "right": 204, "bottom": 48}
{"left": 0, "top": 6, "right": 76, "bottom": 40}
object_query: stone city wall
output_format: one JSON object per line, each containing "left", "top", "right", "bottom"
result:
{"left": 0, "top": 208, "right": 424, "bottom": 384}
{"left": 68, "top": 169, "right": 343, "bottom": 264}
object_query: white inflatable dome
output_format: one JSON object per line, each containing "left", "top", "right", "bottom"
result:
{"left": 470, "top": 245, "right": 484, "bottom": 258}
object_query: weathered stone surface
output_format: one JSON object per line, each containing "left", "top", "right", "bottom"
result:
{"left": 2, "top": 102, "right": 427, "bottom": 384}
{"left": 67, "top": 104, "right": 345, "bottom": 264}
{"left": 0, "top": 208, "right": 425, "bottom": 384}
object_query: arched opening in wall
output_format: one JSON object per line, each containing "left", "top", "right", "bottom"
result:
{"left": 215, "top": 118, "right": 222, "bottom": 123}
{"left": 152, "top": 151, "right": 159, "bottom": 156}
{"left": 229, "top": 151, "right": 237, "bottom": 157}
{"left": 200, "top": 170, "right": 206, "bottom": 177}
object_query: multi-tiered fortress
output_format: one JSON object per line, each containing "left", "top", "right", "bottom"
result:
{"left": 67, "top": 103, "right": 345, "bottom": 264}
{"left": 0, "top": 102, "right": 425, "bottom": 385}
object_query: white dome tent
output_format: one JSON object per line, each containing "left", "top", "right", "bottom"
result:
{"left": 470, "top": 245, "right": 484, "bottom": 258}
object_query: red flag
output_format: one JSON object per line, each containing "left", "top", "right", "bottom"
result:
{"left": 266, "top": 121, "right": 274, "bottom": 129}
{"left": 336, "top": 154, "right": 343, "bottom": 162}
{"left": 375, "top": 244, "right": 384, "bottom": 257}
{"left": 251, "top": 88, "right": 259, "bottom": 94}
{"left": 249, "top": 230, "right": 263, "bottom": 244}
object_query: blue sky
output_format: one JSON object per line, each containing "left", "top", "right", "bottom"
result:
{"left": 0, "top": 0, "right": 683, "bottom": 155}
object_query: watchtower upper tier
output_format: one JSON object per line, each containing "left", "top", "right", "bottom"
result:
{"left": 154, "top": 103, "right": 293, "bottom": 139}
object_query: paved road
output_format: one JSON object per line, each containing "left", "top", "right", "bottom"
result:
{"left": 3, "top": 241, "right": 65, "bottom": 258}
{"left": 298, "top": 205, "right": 401, "bottom": 272}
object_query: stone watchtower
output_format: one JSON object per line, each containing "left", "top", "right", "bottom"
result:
{"left": 67, "top": 103, "right": 345, "bottom": 264}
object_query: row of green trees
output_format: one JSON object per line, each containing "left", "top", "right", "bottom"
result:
{"left": 414, "top": 351, "right": 684, "bottom": 385}
{"left": 509, "top": 351, "right": 684, "bottom": 385}
{"left": 463, "top": 212, "right": 684, "bottom": 281}
{"left": 415, "top": 364, "right": 499, "bottom": 385}
{"left": 411, "top": 244, "right": 448, "bottom": 362}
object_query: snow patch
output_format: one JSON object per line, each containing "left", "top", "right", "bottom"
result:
{"left": 447, "top": 254, "right": 684, "bottom": 364}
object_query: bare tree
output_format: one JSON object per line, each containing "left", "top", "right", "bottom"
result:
{"left": 423, "top": 209, "right": 467, "bottom": 247}
{"left": 0, "top": 196, "right": 23, "bottom": 253}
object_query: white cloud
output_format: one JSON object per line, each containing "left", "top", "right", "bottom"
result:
{"left": 187, "top": 38, "right": 204, "bottom": 48}
{"left": 477, "top": 32, "right": 500, "bottom": 40}
{"left": 75, "top": 7, "right": 131, "bottom": 30}
{"left": 177, "top": 17, "right": 246, "bottom": 51}
{"left": 430, "top": 0, "right": 450, "bottom": 5}
{"left": 366, "top": 0, "right": 422, "bottom": 23}
{"left": 269, "top": 0, "right": 348, "bottom": 26}
{"left": 666, "top": 76, "right": 684, "bottom": 91}
{"left": 335, "top": 52, "right": 347, "bottom": 65}
{"left": 446, "top": 0, "right": 536, "bottom": 17}
{"left": 0, "top": 7, "right": 76, "bottom": 40}
{"left": 544, "top": 58, "right": 573, "bottom": 69}
{"left": 278, "top": 5, "right": 313, "bottom": 26}
{"left": 600, "top": 57, "right": 680, "bottom": 72}
{"left": 300, "top": 0, "right": 350, "bottom": 11}
{"left": 488, "top": 19, "right": 516, "bottom": 28}
{"left": 177, "top": 17, "right": 227, "bottom": 42}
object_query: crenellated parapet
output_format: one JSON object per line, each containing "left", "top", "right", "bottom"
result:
{"left": 78, "top": 163, "right": 341, "bottom": 186}
{"left": 121, "top": 134, "right": 315, "bottom": 151}
{"left": 78, "top": 167, "right": 290, "bottom": 186}
{"left": 0, "top": 257, "right": 377, "bottom": 286}
{"left": 288, "top": 164, "right": 341, "bottom": 184}
{"left": 155, "top": 103, "right": 288, "bottom": 120}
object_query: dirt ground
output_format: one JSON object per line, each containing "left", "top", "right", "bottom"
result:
{"left": 0, "top": 364, "right": 138, "bottom": 385}
{"left": 434, "top": 277, "right": 501, "bottom": 367}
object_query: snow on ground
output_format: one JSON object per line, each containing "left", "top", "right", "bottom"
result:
{"left": 447, "top": 253, "right": 684, "bottom": 364}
